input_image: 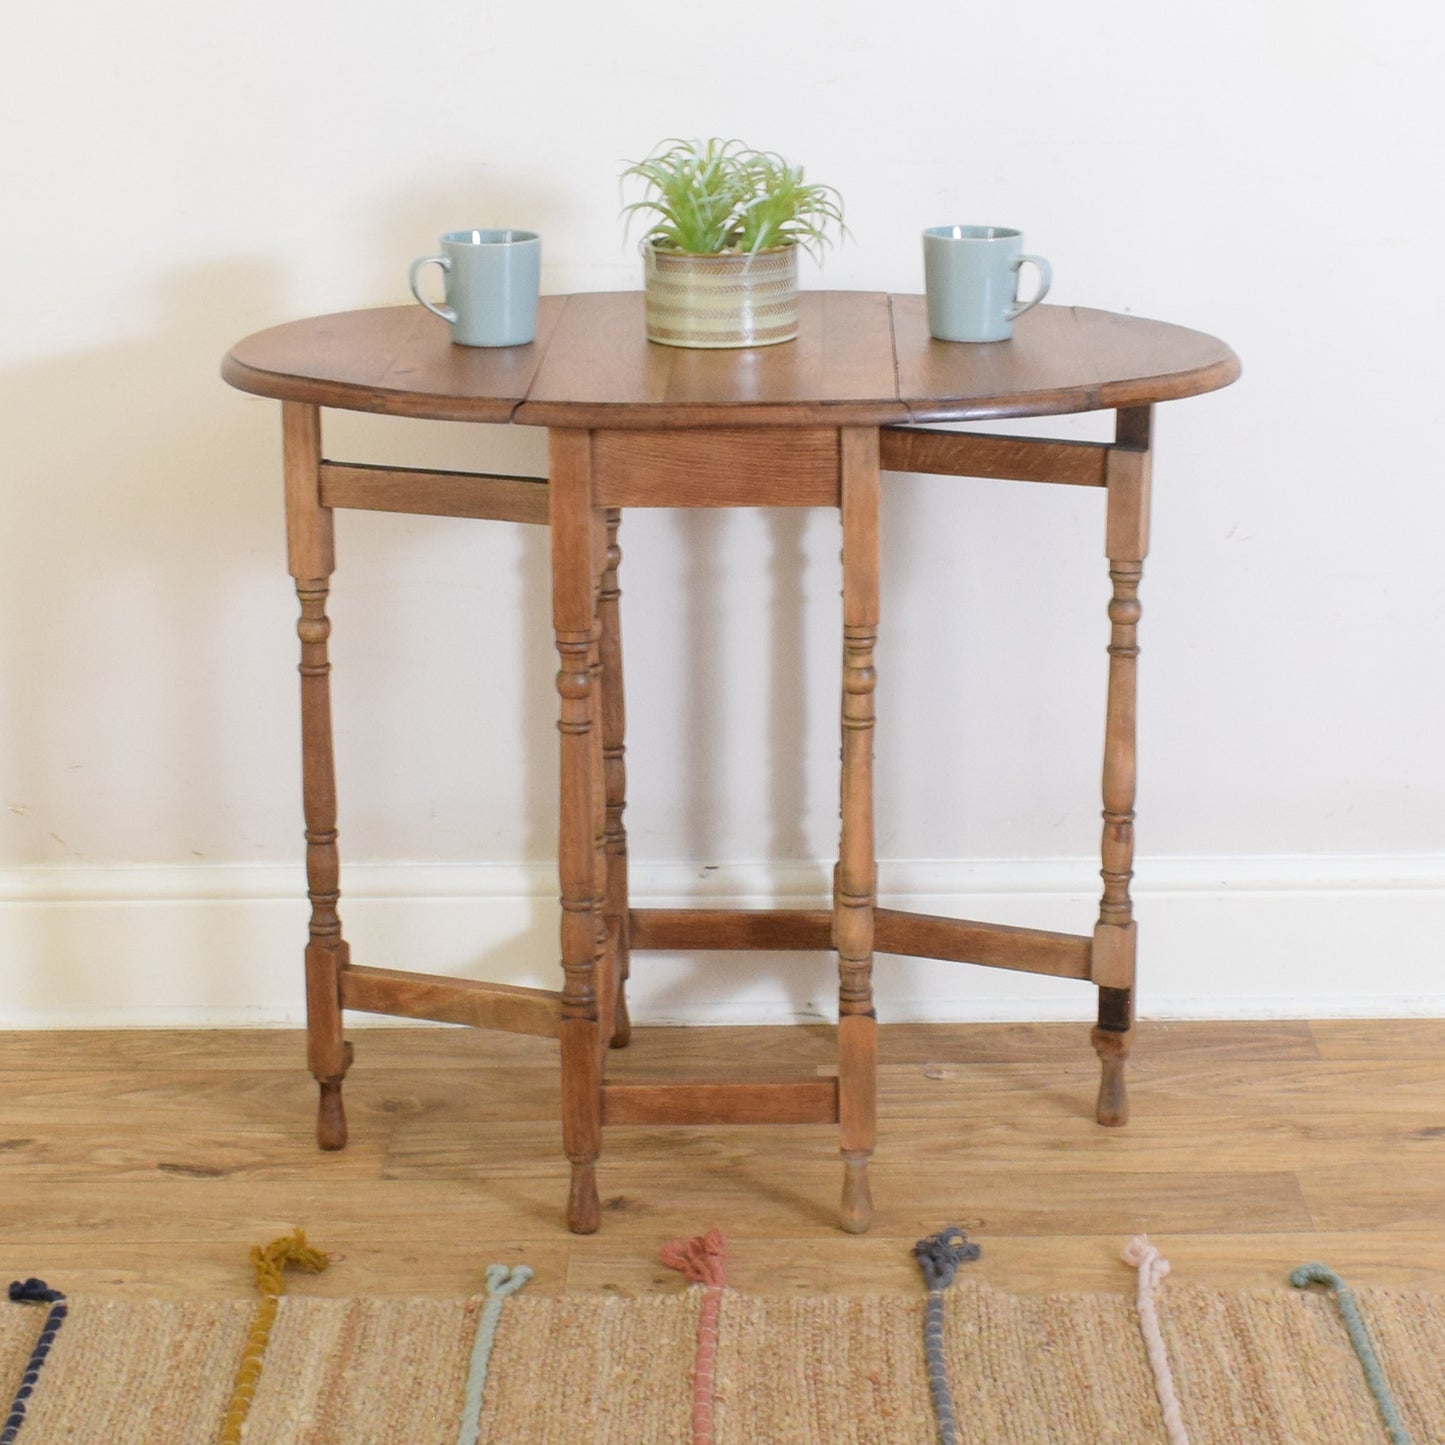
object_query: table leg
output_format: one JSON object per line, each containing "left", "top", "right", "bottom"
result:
{"left": 551, "top": 430, "right": 606, "bottom": 1233}
{"left": 283, "top": 402, "right": 353, "bottom": 1150}
{"left": 1093, "top": 408, "right": 1152, "bottom": 1127}
{"left": 837, "top": 428, "right": 880, "bottom": 1233}
{"left": 599, "top": 508, "right": 632, "bottom": 1049}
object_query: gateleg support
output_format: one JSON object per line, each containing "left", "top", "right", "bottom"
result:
{"left": 837, "top": 428, "right": 880, "bottom": 1233}
{"left": 1093, "top": 407, "right": 1152, "bottom": 1128}
{"left": 598, "top": 508, "right": 632, "bottom": 1048}
{"left": 552, "top": 429, "right": 607, "bottom": 1232}
{"left": 285, "top": 402, "right": 354, "bottom": 1151}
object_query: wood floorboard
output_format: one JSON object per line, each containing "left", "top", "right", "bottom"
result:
{"left": 1309, "top": 1017, "right": 1445, "bottom": 1060}
{"left": 380, "top": 1110, "right": 1445, "bottom": 1179}
{"left": 0, "top": 1067, "right": 563, "bottom": 1126}
{"left": 7, "top": 1231, "right": 1445, "bottom": 1302}
{"left": 1299, "top": 1164, "right": 1445, "bottom": 1233}
{"left": 0, "top": 1168, "right": 1312, "bottom": 1245}
{"left": 880, "top": 1059, "right": 1445, "bottom": 1117}
{"left": 0, "top": 1126, "right": 390, "bottom": 1182}
{"left": 0, "top": 1022, "right": 1439, "bottom": 1297}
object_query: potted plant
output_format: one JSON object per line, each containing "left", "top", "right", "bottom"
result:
{"left": 621, "top": 138, "right": 846, "bottom": 349}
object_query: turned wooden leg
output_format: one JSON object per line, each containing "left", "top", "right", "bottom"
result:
{"left": 598, "top": 508, "right": 632, "bottom": 1049}
{"left": 1092, "top": 408, "right": 1152, "bottom": 1128}
{"left": 297, "top": 577, "right": 349, "bottom": 1149}
{"left": 285, "top": 403, "right": 353, "bottom": 1151}
{"left": 552, "top": 431, "right": 606, "bottom": 1234}
{"left": 837, "top": 429, "right": 880, "bottom": 1233}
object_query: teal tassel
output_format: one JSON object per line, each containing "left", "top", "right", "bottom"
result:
{"left": 1290, "top": 1263, "right": 1412, "bottom": 1445}
{"left": 456, "top": 1264, "right": 532, "bottom": 1445}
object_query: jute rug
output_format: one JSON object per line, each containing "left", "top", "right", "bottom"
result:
{"left": 3, "top": 1279, "right": 1442, "bottom": 1443}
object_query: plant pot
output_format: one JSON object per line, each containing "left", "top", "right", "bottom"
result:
{"left": 642, "top": 243, "right": 799, "bottom": 349}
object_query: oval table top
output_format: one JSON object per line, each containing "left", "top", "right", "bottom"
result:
{"left": 223, "top": 291, "right": 1239, "bottom": 430}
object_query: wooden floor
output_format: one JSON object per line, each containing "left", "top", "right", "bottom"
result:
{"left": 1, "top": 1020, "right": 1441, "bottom": 1299}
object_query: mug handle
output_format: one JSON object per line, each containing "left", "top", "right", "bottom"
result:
{"left": 408, "top": 255, "right": 456, "bottom": 324}
{"left": 1007, "top": 254, "right": 1052, "bottom": 320}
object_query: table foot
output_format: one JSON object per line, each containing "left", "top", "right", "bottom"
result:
{"left": 840, "top": 1151, "right": 873, "bottom": 1234}
{"left": 314, "top": 1041, "right": 354, "bottom": 1150}
{"left": 567, "top": 1160, "right": 601, "bottom": 1234}
{"left": 316, "top": 1081, "right": 347, "bottom": 1150}
{"left": 1092, "top": 1025, "right": 1131, "bottom": 1127}
{"left": 609, "top": 991, "right": 632, "bottom": 1049}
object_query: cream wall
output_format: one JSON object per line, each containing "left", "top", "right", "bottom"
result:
{"left": 2, "top": 0, "right": 1441, "bottom": 1024}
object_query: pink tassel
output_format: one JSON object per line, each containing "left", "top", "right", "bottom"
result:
{"left": 1123, "top": 1236, "right": 1191, "bottom": 1445}
{"left": 661, "top": 1227, "right": 727, "bottom": 1289}
{"left": 662, "top": 1230, "right": 728, "bottom": 1444}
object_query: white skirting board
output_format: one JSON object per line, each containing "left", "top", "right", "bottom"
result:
{"left": 0, "top": 855, "right": 1441, "bottom": 1028}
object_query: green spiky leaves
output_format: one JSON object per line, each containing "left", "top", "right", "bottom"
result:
{"left": 621, "top": 138, "right": 846, "bottom": 259}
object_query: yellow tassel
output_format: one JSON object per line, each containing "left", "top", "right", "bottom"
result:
{"left": 219, "top": 1230, "right": 328, "bottom": 1445}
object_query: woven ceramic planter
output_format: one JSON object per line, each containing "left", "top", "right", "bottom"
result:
{"left": 642, "top": 244, "right": 799, "bottom": 348}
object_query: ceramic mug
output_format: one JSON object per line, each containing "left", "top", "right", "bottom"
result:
{"left": 923, "top": 225, "right": 1052, "bottom": 342}
{"left": 409, "top": 229, "right": 541, "bottom": 347}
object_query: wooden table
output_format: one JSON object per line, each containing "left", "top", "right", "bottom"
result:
{"left": 223, "top": 292, "right": 1239, "bottom": 1234}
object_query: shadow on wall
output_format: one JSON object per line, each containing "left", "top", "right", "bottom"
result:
{"left": 625, "top": 505, "right": 838, "bottom": 1021}
{"left": 0, "top": 179, "right": 1107, "bottom": 1017}
{"left": 0, "top": 258, "right": 559, "bottom": 1007}
{"left": 0, "top": 164, "right": 599, "bottom": 1012}
{"left": 0, "top": 260, "right": 299, "bottom": 1011}
{"left": 0, "top": 259, "right": 297, "bottom": 872}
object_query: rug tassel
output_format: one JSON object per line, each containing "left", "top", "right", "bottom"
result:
{"left": 1290, "top": 1263, "right": 1413, "bottom": 1445}
{"left": 662, "top": 1230, "right": 727, "bottom": 1445}
{"left": 456, "top": 1264, "right": 532, "bottom": 1445}
{"left": 219, "top": 1230, "right": 329, "bottom": 1445}
{"left": 1123, "top": 1236, "right": 1191, "bottom": 1445}
{"left": 3, "top": 1279, "right": 68, "bottom": 1445}
{"left": 661, "top": 1227, "right": 727, "bottom": 1289}
{"left": 913, "top": 1226, "right": 980, "bottom": 1445}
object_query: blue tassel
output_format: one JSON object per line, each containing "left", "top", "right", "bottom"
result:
{"left": 913, "top": 1229, "right": 980, "bottom": 1445}
{"left": 4, "top": 1279, "right": 68, "bottom": 1445}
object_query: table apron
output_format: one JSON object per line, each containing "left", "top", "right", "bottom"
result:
{"left": 589, "top": 426, "right": 842, "bottom": 507}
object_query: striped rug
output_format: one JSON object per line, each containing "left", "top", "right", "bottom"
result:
{"left": 3, "top": 1280, "right": 1442, "bottom": 1442}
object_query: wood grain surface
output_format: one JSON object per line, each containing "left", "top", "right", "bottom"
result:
{"left": 515, "top": 291, "right": 905, "bottom": 429}
{"left": 1, "top": 1021, "right": 1438, "bottom": 1299}
{"left": 224, "top": 293, "right": 1238, "bottom": 428}
{"left": 222, "top": 299, "right": 566, "bottom": 421}
{"left": 888, "top": 297, "right": 1240, "bottom": 422}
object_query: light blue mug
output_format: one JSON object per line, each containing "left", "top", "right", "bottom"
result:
{"left": 409, "top": 228, "right": 541, "bottom": 347}
{"left": 923, "top": 225, "right": 1052, "bottom": 343}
